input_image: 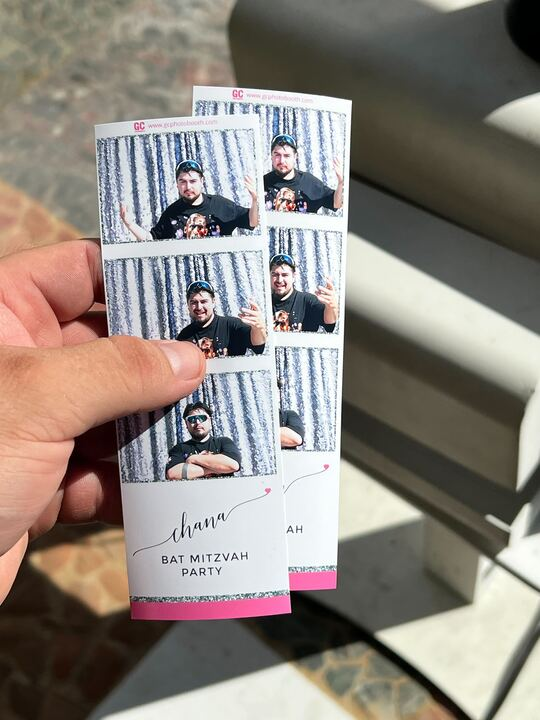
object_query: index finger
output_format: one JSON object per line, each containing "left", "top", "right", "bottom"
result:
{"left": 0, "top": 239, "right": 104, "bottom": 327}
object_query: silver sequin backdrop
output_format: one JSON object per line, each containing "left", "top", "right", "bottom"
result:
{"left": 276, "top": 347, "right": 339, "bottom": 452}
{"left": 96, "top": 128, "right": 259, "bottom": 244}
{"left": 194, "top": 100, "right": 346, "bottom": 217}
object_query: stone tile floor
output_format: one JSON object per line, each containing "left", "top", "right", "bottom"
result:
{"left": 0, "top": 1, "right": 468, "bottom": 718}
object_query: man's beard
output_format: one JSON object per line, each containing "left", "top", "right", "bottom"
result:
{"left": 190, "top": 428, "right": 209, "bottom": 441}
{"left": 273, "top": 167, "right": 293, "bottom": 179}
{"left": 182, "top": 192, "right": 202, "bottom": 205}
{"left": 191, "top": 312, "right": 213, "bottom": 327}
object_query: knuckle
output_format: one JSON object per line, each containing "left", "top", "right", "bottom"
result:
{"left": 0, "top": 349, "right": 52, "bottom": 437}
{"left": 0, "top": 348, "right": 40, "bottom": 398}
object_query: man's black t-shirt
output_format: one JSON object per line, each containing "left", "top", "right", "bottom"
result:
{"left": 177, "top": 314, "right": 265, "bottom": 357}
{"left": 150, "top": 193, "right": 252, "bottom": 239}
{"left": 272, "top": 289, "right": 335, "bottom": 333}
{"left": 263, "top": 170, "right": 335, "bottom": 214}
{"left": 165, "top": 436, "right": 242, "bottom": 476}
{"left": 280, "top": 409, "right": 305, "bottom": 447}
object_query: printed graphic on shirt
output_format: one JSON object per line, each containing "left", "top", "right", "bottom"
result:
{"left": 272, "top": 289, "right": 335, "bottom": 334}
{"left": 274, "top": 309, "right": 298, "bottom": 332}
{"left": 197, "top": 336, "right": 219, "bottom": 358}
{"left": 266, "top": 186, "right": 306, "bottom": 213}
{"left": 150, "top": 194, "right": 253, "bottom": 240}
{"left": 263, "top": 171, "right": 335, "bottom": 215}
{"left": 177, "top": 314, "right": 265, "bottom": 358}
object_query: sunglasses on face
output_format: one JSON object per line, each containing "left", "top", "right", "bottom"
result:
{"left": 270, "top": 253, "right": 296, "bottom": 270}
{"left": 186, "top": 414, "right": 209, "bottom": 424}
{"left": 271, "top": 134, "right": 297, "bottom": 150}
{"left": 186, "top": 280, "right": 215, "bottom": 298}
{"left": 176, "top": 159, "right": 203, "bottom": 175}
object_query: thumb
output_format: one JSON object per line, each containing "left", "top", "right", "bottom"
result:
{"left": 1, "top": 337, "right": 205, "bottom": 442}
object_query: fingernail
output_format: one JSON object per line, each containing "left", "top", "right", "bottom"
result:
{"left": 155, "top": 340, "right": 205, "bottom": 378}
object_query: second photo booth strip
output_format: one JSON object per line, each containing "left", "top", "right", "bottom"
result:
{"left": 194, "top": 86, "right": 352, "bottom": 591}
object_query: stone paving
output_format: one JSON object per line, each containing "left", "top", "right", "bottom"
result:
{"left": 248, "top": 597, "right": 464, "bottom": 720}
{"left": 1, "top": 525, "right": 170, "bottom": 720}
{"left": 0, "top": 2, "right": 467, "bottom": 718}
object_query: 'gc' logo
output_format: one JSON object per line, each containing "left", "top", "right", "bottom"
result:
{"left": 134, "top": 121, "right": 145, "bottom": 132}
{"left": 232, "top": 89, "right": 244, "bottom": 100}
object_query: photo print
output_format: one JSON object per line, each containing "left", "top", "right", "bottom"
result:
{"left": 269, "top": 227, "right": 342, "bottom": 335}
{"left": 117, "top": 370, "right": 277, "bottom": 482}
{"left": 97, "top": 125, "right": 261, "bottom": 244}
{"left": 276, "top": 347, "right": 339, "bottom": 453}
{"left": 104, "top": 249, "right": 268, "bottom": 360}
{"left": 97, "top": 114, "right": 290, "bottom": 620}
{"left": 194, "top": 88, "right": 351, "bottom": 592}
{"left": 194, "top": 90, "right": 347, "bottom": 218}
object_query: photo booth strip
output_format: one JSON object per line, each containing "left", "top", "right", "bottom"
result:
{"left": 95, "top": 114, "right": 290, "bottom": 620}
{"left": 193, "top": 87, "right": 352, "bottom": 591}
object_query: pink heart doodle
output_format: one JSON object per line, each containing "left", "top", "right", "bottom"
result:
{"left": 265, "top": 487, "right": 271, "bottom": 494}
{"left": 323, "top": 464, "right": 330, "bottom": 470}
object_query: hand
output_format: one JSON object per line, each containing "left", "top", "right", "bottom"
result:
{"left": 333, "top": 158, "right": 344, "bottom": 184}
{"left": 0, "top": 240, "right": 205, "bottom": 604}
{"left": 315, "top": 278, "right": 337, "bottom": 310}
{"left": 119, "top": 202, "right": 133, "bottom": 227}
{"left": 244, "top": 175, "right": 258, "bottom": 202}
{"left": 239, "top": 299, "right": 264, "bottom": 330}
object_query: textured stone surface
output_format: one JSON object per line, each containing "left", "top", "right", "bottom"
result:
{"left": 0, "top": 179, "right": 78, "bottom": 256}
{"left": 0, "top": 0, "right": 237, "bottom": 234}
{"left": 247, "top": 597, "right": 464, "bottom": 720}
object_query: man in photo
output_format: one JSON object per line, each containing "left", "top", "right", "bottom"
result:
{"left": 177, "top": 279, "right": 266, "bottom": 357}
{"left": 270, "top": 254, "right": 338, "bottom": 333}
{"left": 277, "top": 379, "right": 305, "bottom": 450}
{"left": 165, "top": 402, "right": 241, "bottom": 480}
{"left": 120, "top": 159, "right": 259, "bottom": 240}
{"left": 264, "top": 134, "right": 343, "bottom": 214}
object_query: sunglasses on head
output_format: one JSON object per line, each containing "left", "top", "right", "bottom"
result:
{"left": 186, "top": 414, "right": 209, "bottom": 424}
{"left": 176, "top": 159, "right": 203, "bottom": 175}
{"left": 271, "top": 134, "right": 297, "bottom": 150}
{"left": 186, "top": 279, "right": 215, "bottom": 298}
{"left": 270, "top": 253, "right": 296, "bottom": 270}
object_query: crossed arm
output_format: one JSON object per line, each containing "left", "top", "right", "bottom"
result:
{"left": 280, "top": 427, "right": 303, "bottom": 448}
{"left": 167, "top": 451, "right": 240, "bottom": 480}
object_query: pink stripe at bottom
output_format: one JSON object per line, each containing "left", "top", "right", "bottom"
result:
{"left": 289, "top": 571, "right": 337, "bottom": 591}
{"left": 131, "top": 594, "right": 291, "bottom": 621}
